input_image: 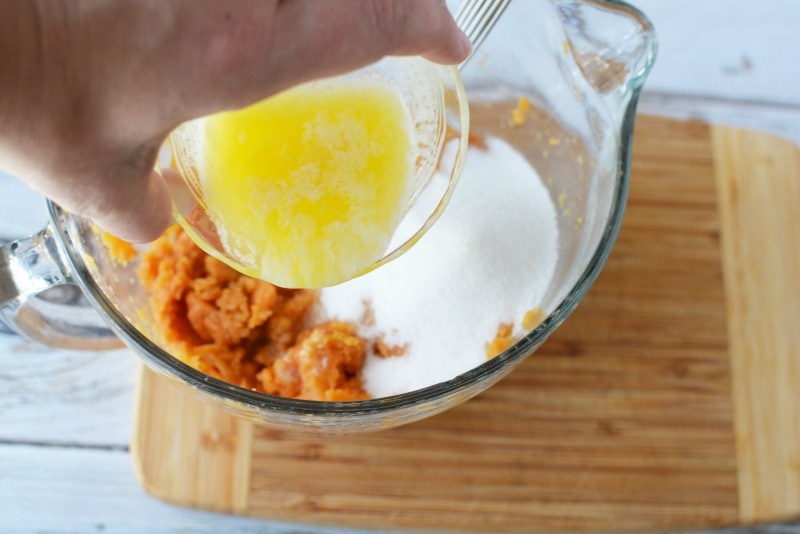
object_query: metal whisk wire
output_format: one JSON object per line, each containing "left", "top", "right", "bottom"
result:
{"left": 455, "top": 0, "right": 512, "bottom": 70}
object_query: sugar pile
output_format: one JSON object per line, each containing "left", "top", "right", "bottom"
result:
{"left": 320, "top": 136, "right": 559, "bottom": 398}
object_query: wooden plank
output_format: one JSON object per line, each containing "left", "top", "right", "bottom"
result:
{"left": 0, "top": 334, "right": 136, "bottom": 446}
{"left": 633, "top": 0, "right": 800, "bottom": 106}
{"left": 131, "top": 366, "right": 254, "bottom": 514}
{"left": 0, "top": 444, "right": 288, "bottom": 533}
{"left": 712, "top": 126, "right": 800, "bottom": 522}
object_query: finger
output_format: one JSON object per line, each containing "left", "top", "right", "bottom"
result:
{"left": 266, "top": 0, "right": 471, "bottom": 90}
{"left": 99, "top": 169, "right": 173, "bottom": 243}
{"left": 66, "top": 165, "right": 174, "bottom": 244}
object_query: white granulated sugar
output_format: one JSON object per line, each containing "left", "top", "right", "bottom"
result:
{"left": 320, "top": 136, "right": 559, "bottom": 398}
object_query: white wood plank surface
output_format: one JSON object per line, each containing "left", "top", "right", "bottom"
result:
{"left": 634, "top": 0, "right": 800, "bottom": 106}
{"left": 0, "top": 445, "right": 356, "bottom": 534}
{"left": 1, "top": 1, "right": 799, "bottom": 532}
{"left": 634, "top": 0, "right": 800, "bottom": 145}
{"left": 0, "top": 335, "right": 135, "bottom": 446}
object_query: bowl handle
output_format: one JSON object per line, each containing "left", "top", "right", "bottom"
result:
{"left": 0, "top": 225, "right": 123, "bottom": 350}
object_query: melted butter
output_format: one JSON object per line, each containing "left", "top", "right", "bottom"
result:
{"left": 202, "top": 81, "right": 413, "bottom": 288}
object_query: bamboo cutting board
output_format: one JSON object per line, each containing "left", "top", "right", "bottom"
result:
{"left": 131, "top": 116, "right": 800, "bottom": 532}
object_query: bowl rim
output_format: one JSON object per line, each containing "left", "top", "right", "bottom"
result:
{"left": 46, "top": 0, "right": 657, "bottom": 420}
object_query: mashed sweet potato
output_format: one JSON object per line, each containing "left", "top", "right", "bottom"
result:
{"left": 138, "top": 225, "right": 368, "bottom": 401}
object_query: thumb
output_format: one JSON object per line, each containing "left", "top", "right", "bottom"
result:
{"left": 77, "top": 167, "right": 174, "bottom": 244}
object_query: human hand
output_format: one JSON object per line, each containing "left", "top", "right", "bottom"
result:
{"left": 0, "top": 0, "right": 470, "bottom": 242}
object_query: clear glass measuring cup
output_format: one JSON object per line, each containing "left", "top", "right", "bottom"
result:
{"left": 164, "top": 56, "right": 469, "bottom": 289}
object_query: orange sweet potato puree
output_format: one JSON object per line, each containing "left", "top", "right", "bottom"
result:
{"left": 138, "top": 226, "right": 368, "bottom": 401}
{"left": 106, "top": 127, "right": 532, "bottom": 399}
{"left": 101, "top": 231, "right": 137, "bottom": 264}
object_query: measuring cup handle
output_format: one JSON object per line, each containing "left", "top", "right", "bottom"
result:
{"left": 0, "top": 225, "right": 123, "bottom": 350}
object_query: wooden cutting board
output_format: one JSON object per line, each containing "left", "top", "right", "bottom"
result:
{"left": 131, "top": 116, "right": 800, "bottom": 532}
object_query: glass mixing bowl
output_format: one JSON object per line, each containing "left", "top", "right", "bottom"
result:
{"left": 0, "top": 0, "right": 656, "bottom": 432}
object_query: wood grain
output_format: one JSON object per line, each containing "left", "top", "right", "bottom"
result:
{"left": 713, "top": 127, "right": 800, "bottom": 522}
{"left": 130, "top": 117, "right": 800, "bottom": 531}
{"left": 131, "top": 366, "right": 253, "bottom": 514}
